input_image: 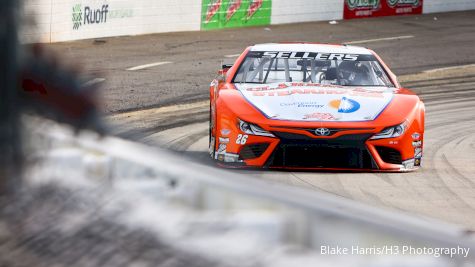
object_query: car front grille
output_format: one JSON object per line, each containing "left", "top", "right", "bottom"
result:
{"left": 267, "top": 132, "right": 377, "bottom": 169}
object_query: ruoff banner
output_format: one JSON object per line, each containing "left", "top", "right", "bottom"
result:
{"left": 344, "top": 0, "right": 423, "bottom": 19}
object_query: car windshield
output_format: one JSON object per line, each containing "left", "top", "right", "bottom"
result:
{"left": 233, "top": 51, "right": 394, "bottom": 87}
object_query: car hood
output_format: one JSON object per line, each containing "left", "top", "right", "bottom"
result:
{"left": 235, "top": 82, "right": 395, "bottom": 122}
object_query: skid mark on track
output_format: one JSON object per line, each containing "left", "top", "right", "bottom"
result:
{"left": 360, "top": 188, "right": 398, "bottom": 210}
{"left": 441, "top": 154, "right": 475, "bottom": 188}
{"left": 288, "top": 172, "right": 320, "bottom": 189}
{"left": 143, "top": 122, "right": 208, "bottom": 149}
{"left": 377, "top": 173, "right": 396, "bottom": 187}
{"left": 168, "top": 129, "right": 208, "bottom": 152}
{"left": 423, "top": 63, "right": 475, "bottom": 73}
{"left": 428, "top": 121, "right": 475, "bottom": 213}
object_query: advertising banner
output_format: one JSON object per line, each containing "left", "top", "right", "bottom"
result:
{"left": 201, "top": 0, "right": 272, "bottom": 30}
{"left": 344, "top": 0, "right": 423, "bottom": 19}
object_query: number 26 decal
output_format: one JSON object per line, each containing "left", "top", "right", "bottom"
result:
{"left": 236, "top": 134, "right": 248, "bottom": 145}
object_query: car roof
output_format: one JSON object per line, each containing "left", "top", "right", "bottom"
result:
{"left": 250, "top": 43, "right": 373, "bottom": 55}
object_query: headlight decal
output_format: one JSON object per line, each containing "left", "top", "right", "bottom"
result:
{"left": 370, "top": 121, "right": 408, "bottom": 140}
{"left": 238, "top": 119, "right": 275, "bottom": 137}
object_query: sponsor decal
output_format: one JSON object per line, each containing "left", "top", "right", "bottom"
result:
{"left": 412, "top": 140, "right": 422, "bottom": 147}
{"left": 246, "top": 82, "right": 382, "bottom": 93}
{"left": 72, "top": 4, "right": 83, "bottom": 30}
{"left": 201, "top": 0, "right": 271, "bottom": 30}
{"left": 218, "top": 144, "right": 227, "bottom": 153}
{"left": 280, "top": 101, "right": 325, "bottom": 108}
{"left": 303, "top": 113, "right": 337, "bottom": 121}
{"left": 387, "top": 0, "right": 420, "bottom": 7}
{"left": 345, "top": 0, "right": 381, "bottom": 18}
{"left": 247, "top": 0, "right": 263, "bottom": 19}
{"left": 414, "top": 157, "right": 421, "bottom": 166}
{"left": 221, "top": 129, "right": 231, "bottom": 136}
{"left": 329, "top": 97, "right": 361, "bottom": 113}
{"left": 389, "top": 141, "right": 398, "bottom": 145}
{"left": 344, "top": 0, "right": 422, "bottom": 19}
{"left": 402, "top": 159, "right": 415, "bottom": 170}
{"left": 346, "top": 0, "right": 380, "bottom": 10}
{"left": 205, "top": 0, "right": 222, "bottom": 23}
{"left": 246, "top": 85, "right": 271, "bottom": 91}
{"left": 108, "top": 8, "right": 133, "bottom": 19}
{"left": 414, "top": 147, "right": 422, "bottom": 162}
{"left": 252, "top": 87, "right": 385, "bottom": 98}
{"left": 219, "top": 137, "right": 230, "bottom": 144}
{"left": 84, "top": 5, "right": 109, "bottom": 25}
{"left": 226, "top": 0, "right": 242, "bottom": 21}
{"left": 72, "top": 3, "right": 133, "bottom": 30}
{"left": 259, "top": 51, "right": 360, "bottom": 61}
{"left": 218, "top": 153, "right": 240, "bottom": 162}
{"left": 412, "top": 132, "right": 420, "bottom": 140}
{"left": 237, "top": 83, "right": 393, "bottom": 122}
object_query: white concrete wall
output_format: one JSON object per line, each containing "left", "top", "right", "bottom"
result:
{"left": 271, "top": 0, "right": 344, "bottom": 24}
{"left": 423, "top": 0, "right": 475, "bottom": 13}
{"left": 22, "top": 0, "right": 52, "bottom": 43}
{"left": 22, "top": 0, "right": 202, "bottom": 43}
{"left": 21, "top": 0, "right": 475, "bottom": 43}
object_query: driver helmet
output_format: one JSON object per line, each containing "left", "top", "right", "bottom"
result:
{"left": 338, "top": 61, "right": 370, "bottom": 85}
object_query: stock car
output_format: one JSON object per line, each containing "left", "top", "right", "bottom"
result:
{"left": 209, "top": 43, "right": 424, "bottom": 171}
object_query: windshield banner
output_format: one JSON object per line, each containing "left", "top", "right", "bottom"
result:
{"left": 201, "top": 0, "right": 272, "bottom": 30}
{"left": 344, "top": 0, "right": 423, "bottom": 19}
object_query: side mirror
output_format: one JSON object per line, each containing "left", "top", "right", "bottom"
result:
{"left": 218, "top": 64, "right": 233, "bottom": 76}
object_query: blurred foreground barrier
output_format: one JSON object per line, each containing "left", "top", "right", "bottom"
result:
{"left": 24, "top": 116, "right": 475, "bottom": 267}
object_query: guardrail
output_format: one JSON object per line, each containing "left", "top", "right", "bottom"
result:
{"left": 24, "top": 116, "right": 475, "bottom": 267}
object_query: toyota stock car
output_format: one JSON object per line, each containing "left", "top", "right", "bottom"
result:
{"left": 209, "top": 43, "right": 424, "bottom": 171}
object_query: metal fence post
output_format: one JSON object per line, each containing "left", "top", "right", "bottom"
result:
{"left": 0, "top": 0, "right": 21, "bottom": 194}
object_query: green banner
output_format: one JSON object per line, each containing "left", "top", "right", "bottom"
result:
{"left": 201, "top": 0, "right": 272, "bottom": 30}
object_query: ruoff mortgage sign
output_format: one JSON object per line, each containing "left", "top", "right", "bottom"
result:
{"left": 344, "top": 0, "right": 422, "bottom": 19}
{"left": 72, "top": 3, "right": 109, "bottom": 30}
{"left": 72, "top": 2, "right": 133, "bottom": 31}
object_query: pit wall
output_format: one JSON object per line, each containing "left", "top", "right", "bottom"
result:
{"left": 21, "top": 0, "right": 475, "bottom": 43}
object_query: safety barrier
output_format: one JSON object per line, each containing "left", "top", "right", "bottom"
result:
{"left": 24, "top": 116, "right": 475, "bottom": 266}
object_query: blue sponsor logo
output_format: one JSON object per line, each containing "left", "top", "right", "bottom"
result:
{"left": 338, "top": 97, "right": 360, "bottom": 113}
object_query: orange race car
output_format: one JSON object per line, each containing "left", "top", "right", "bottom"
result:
{"left": 209, "top": 43, "right": 424, "bottom": 171}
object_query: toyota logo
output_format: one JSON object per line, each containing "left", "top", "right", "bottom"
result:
{"left": 315, "top": 128, "right": 331, "bottom": 136}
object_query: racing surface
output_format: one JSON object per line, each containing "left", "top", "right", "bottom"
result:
{"left": 50, "top": 11, "right": 475, "bottom": 230}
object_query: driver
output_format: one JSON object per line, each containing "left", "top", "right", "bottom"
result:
{"left": 337, "top": 61, "right": 371, "bottom": 86}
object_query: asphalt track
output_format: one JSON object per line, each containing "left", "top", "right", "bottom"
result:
{"left": 49, "top": 11, "right": 475, "bottom": 230}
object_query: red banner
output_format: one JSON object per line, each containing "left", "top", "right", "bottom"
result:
{"left": 344, "top": 0, "right": 423, "bottom": 19}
